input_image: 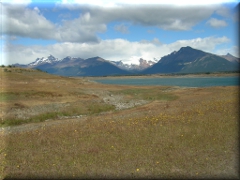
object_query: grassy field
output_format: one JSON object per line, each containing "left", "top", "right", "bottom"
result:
{"left": 0, "top": 67, "right": 239, "bottom": 179}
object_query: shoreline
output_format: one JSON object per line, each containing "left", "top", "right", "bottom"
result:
{"left": 86, "top": 72, "right": 240, "bottom": 80}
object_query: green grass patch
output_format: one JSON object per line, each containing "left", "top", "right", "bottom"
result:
{"left": 1, "top": 112, "right": 60, "bottom": 127}
{"left": 0, "top": 92, "right": 19, "bottom": 102}
{"left": 87, "top": 103, "right": 115, "bottom": 114}
{"left": 1, "top": 102, "right": 115, "bottom": 127}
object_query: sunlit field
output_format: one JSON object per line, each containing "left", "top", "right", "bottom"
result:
{"left": 0, "top": 67, "right": 239, "bottom": 179}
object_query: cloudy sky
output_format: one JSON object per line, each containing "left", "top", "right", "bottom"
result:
{"left": 1, "top": 0, "right": 239, "bottom": 65}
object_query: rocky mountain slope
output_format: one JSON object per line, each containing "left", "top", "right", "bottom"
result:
{"left": 221, "top": 53, "right": 240, "bottom": 64}
{"left": 142, "top": 46, "right": 239, "bottom": 74}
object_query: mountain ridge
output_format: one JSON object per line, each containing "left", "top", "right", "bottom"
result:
{"left": 13, "top": 46, "right": 239, "bottom": 76}
{"left": 142, "top": 46, "right": 239, "bottom": 74}
{"left": 34, "top": 56, "right": 130, "bottom": 76}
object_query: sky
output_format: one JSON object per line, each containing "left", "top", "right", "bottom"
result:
{"left": 0, "top": 0, "right": 239, "bottom": 65}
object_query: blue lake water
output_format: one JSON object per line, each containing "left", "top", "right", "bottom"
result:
{"left": 94, "top": 76, "right": 239, "bottom": 87}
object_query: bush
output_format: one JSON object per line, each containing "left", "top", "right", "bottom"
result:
{"left": 36, "top": 68, "right": 43, "bottom": 72}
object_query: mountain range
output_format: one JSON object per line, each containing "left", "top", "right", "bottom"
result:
{"left": 14, "top": 46, "right": 239, "bottom": 76}
{"left": 29, "top": 56, "right": 130, "bottom": 76}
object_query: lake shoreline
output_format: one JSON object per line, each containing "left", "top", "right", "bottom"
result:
{"left": 86, "top": 72, "right": 240, "bottom": 80}
{"left": 88, "top": 75, "right": 239, "bottom": 87}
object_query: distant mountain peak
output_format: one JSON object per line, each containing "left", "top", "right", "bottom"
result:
{"left": 179, "top": 46, "right": 193, "bottom": 51}
{"left": 28, "top": 54, "right": 59, "bottom": 67}
{"left": 92, "top": 56, "right": 101, "bottom": 59}
{"left": 183, "top": 46, "right": 191, "bottom": 49}
{"left": 221, "top": 53, "right": 239, "bottom": 63}
{"left": 86, "top": 56, "right": 106, "bottom": 62}
{"left": 96, "top": 57, "right": 105, "bottom": 61}
{"left": 48, "top": 54, "right": 55, "bottom": 57}
{"left": 226, "top": 53, "right": 233, "bottom": 56}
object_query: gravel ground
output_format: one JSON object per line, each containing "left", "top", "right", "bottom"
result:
{"left": 85, "top": 89, "right": 149, "bottom": 110}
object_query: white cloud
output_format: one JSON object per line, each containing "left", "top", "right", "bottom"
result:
{"left": 140, "top": 38, "right": 162, "bottom": 45}
{"left": 1, "top": 4, "right": 56, "bottom": 40}
{"left": 206, "top": 18, "right": 228, "bottom": 28}
{"left": 3, "top": 36, "right": 231, "bottom": 65}
{"left": 1, "top": 3, "right": 233, "bottom": 43}
{"left": 55, "top": 12, "right": 107, "bottom": 42}
{"left": 33, "top": 7, "right": 40, "bottom": 13}
{"left": 168, "top": 36, "right": 230, "bottom": 53}
{"left": 2, "top": 0, "right": 32, "bottom": 4}
{"left": 114, "top": 24, "right": 129, "bottom": 34}
{"left": 1, "top": 4, "right": 106, "bottom": 43}
{"left": 215, "top": 5, "right": 231, "bottom": 17}
{"left": 59, "top": 0, "right": 239, "bottom": 7}
{"left": 75, "top": 5, "right": 218, "bottom": 31}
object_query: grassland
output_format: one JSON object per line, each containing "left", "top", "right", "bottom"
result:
{"left": 0, "top": 67, "right": 239, "bottom": 179}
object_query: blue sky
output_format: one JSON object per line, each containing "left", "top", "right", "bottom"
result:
{"left": 1, "top": 0, "right": 239, "bottom": 65}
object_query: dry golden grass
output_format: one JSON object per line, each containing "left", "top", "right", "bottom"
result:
{"left": 0, "top": 67, "right": 239, "bottom": 179}
{"left": 1, "top": 68, "right": 118, "bottom": 126}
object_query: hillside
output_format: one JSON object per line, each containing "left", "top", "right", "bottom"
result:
{"left": 142, "top": 46, "right": 239, "bottom": 74}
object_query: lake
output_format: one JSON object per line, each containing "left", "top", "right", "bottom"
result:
{"left": 93, "top": 76, "right": 239, "bottom": 87}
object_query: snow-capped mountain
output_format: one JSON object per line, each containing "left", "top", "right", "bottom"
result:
{"left": 33, "top": 56, "right": 129, "bottom": 76}
{"left": 28, "top": 55, "right": 60, "bottom": 67}
{"left": 110, "top": 58, "right": 157, "bottom": 71}
{"left": 27, "top": 55, "right": 156, "bottom": 71}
